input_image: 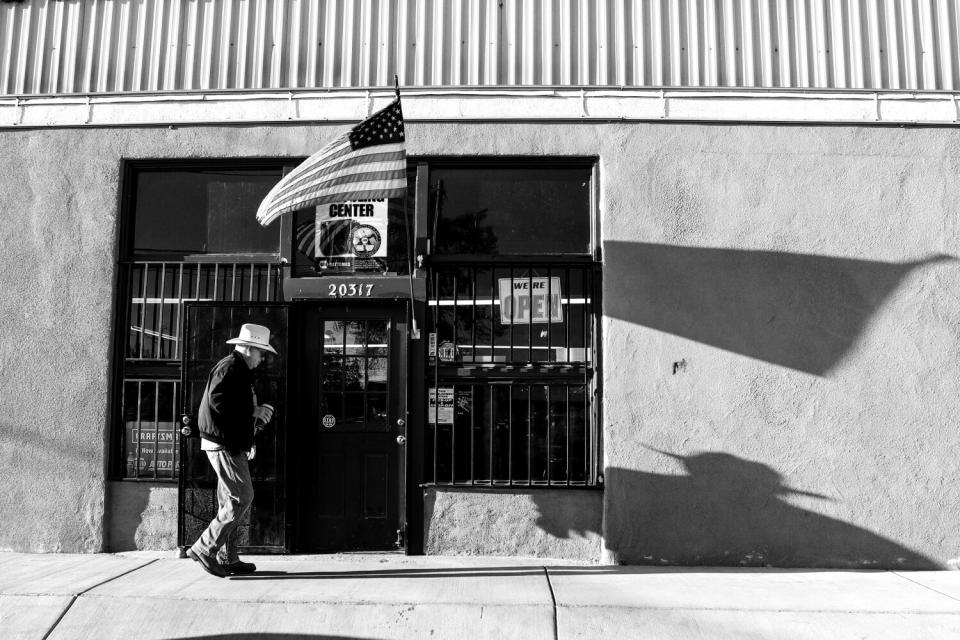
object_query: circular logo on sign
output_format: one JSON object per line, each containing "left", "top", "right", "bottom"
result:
{"left": 321, "top": 414, "right": 336, "bottom": 429}
{"left": 350, "top": 224, "right": 381, "bottom": 257}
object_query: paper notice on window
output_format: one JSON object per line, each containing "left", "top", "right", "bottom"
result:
{"left": 315, "top": 199, "right": 388, "bottom": 260}
{"left": 428, "top": 387, "right": 454, "bottom": 424}
{"left": 498, "top": 277, "right": 563, "bottom": 325}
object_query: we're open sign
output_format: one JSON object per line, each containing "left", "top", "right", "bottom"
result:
{"left": 497, "top": 277, "right": 563, "bottom": 325}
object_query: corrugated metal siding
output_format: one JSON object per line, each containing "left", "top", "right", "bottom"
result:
{"left": 2, "top": 0, "right": 959, "bottom": 95}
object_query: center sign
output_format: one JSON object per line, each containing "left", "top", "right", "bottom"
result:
{"left": 315, "top": 199, "right": 389, "bottom": 260}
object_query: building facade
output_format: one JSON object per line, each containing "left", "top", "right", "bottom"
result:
{"left": 1, "top": 0, "right": 959, "bottom": 568}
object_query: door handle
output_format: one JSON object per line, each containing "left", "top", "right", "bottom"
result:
{"left": 396, "top": 435, "right": 407, "bottom": 446}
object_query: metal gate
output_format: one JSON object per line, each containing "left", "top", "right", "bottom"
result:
{"left": 177, "top": 302, "right": 289, "bottom": 553}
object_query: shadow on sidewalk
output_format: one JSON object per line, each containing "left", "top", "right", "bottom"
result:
{"left": 535, "top": 451, "right": 940, "bottom": 570}
{"left": 230, "top": 565, "right": 621, "bottom": 580}
{"left": 170, "top": 636, "right": 378, "bottom": 640}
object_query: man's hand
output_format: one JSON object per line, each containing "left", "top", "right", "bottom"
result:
{"left": 252, "top": 404, "right": 275, "bottom": 430}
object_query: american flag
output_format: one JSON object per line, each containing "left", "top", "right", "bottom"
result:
{"left": 256, "top": 98, "right": 407, "bottom": 227}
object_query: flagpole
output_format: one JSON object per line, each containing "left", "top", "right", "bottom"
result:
{"left": 397, "top": 74, "right": 420, "bottom": 340}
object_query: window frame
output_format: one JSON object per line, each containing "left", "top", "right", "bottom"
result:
{"left": 417, "top": 157, "right": 603, "bottom": 488}
{"left": 109, "top": 159, "right": 295, "bottom": 481}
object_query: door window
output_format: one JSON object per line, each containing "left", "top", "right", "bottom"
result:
{"left": 320, "top": 319, "right": 390, "bottom": 431}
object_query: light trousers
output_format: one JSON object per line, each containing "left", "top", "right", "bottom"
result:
{"left": 191, "top": 449, "right": 254, "bottom": 564}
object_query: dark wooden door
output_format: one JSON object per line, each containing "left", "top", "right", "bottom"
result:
{"left": 295, "top": 303, "right": 406, "bottom": 551}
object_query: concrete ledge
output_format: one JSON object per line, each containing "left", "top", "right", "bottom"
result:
{"left": 424, "top": 487, "right": 602, "bottom": 561}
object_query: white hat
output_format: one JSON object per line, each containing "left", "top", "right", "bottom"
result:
{"left": 226, "top": 323, "right": 278, "bottom": 355}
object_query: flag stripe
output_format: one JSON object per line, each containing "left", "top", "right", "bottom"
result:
{"left": 280, "top": 139, "right": 401, "bottom": 191}
{"left": 309, "top": 185, "right": 407, "bottom": 204}
{"left": 258, "top": 179, "right": 407, "bottom": 226}
{"left": 282, "top": 136, "right": 352, "bottom": 180}
{"left": 276, "top": 148, "right": 406, "bottom": 197}
{"left": 267, "top": 165, "right": 406, "bottom": 211}
{"left": 257, "top": 145, "right": 405, "bottom": 222}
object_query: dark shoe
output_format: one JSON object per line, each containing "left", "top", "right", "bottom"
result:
{"left": 223, "top": 560, "right": 257, "bottom": 575}
{"left": 187, "top": 548, "right": 227, "bottom": 578}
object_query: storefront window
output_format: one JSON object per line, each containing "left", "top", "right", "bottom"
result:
{"left": 429, "top": 166, "right": 592, "bottom": 256}
{"left": 116, "top": 163, "right": 286, "bottom": 480}
{"left": 133, "top": 169, "right": 281, "bottom": 257}
{"left": 424, "top": 162, "right": 599, "bottom": 487}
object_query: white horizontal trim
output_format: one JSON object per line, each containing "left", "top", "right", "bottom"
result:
{"left": 2, "top": 88, "right": 959, "bottom": 128}
{"left": 131, "top": 297, "right": 213, "bottom": 304}
{"left": 428, "top": 298, "right": 591, "bottom": 306}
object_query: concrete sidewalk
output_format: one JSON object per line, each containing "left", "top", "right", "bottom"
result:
{"left": 2, "top": 552, "right": 960, "bottom": 639}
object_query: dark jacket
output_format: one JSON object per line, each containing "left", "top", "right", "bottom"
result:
{"left": 198, "top": 351, "right": 256, "bottom": 453}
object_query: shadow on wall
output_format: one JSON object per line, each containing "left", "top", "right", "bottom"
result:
{"left": 547, "top": 452, "right": 938, "bottom": 569}
{"left": 104, "top": 481, "right": 150, "bottom": 551}
{"left": 603, "top": 242, "right": 954, "bottom": 375}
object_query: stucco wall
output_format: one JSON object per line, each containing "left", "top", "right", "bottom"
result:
{"left": 423, "top": 488, "right": 602, "bottom": 560}
{"left": 2, "top": 119, "right": 958, "bottom": 564}
{"left": 596, "top": 125, "right": 960, "bottom": 569}
{"left": 0, "top": 128, "right": 121, "bottom": 551}
{"left": 105, "top": 482, "right": 177, "bottom": 551}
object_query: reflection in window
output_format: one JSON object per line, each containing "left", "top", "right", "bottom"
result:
{"left": 319, "top": 319, "right": 391, "bottom": 432}
{"left": 133, "top": 169, "right": 282, "bottom": 257}
{"left": 429, "top": 166, "right": 591, "bottom": 256}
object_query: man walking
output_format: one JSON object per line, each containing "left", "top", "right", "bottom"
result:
{"left": 188, "top": 323, "right": 277, "bottom": 578}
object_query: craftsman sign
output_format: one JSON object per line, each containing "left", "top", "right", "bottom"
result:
{"left": 315, "top": 199, "right": 388, "bottom": 260}
{"left": 125, "top": 423, "right": 179, "bottom": 475}
{"left": 498, "top": 277, "right": 563, "bottom": 325}
{"left": 428, "top": 387, "right": 454, "bottom": 424}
